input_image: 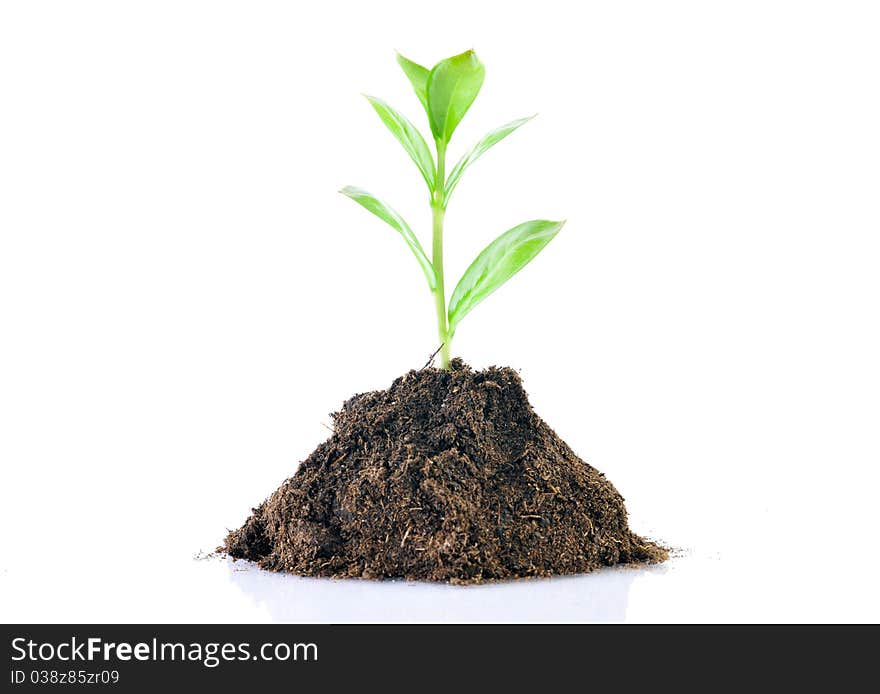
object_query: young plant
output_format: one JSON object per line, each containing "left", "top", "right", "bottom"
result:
{"left": 342, "top": 50, "right": 565, "bottom": 370}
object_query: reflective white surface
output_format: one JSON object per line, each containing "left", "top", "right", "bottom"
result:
{"left": 2, "top": 540, "right": 877, "bottom": 623}
{"left": 224, "top": 557, "right": 649, "bottom": 623}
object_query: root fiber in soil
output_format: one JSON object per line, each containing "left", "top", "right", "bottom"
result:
{"left": 222, "top": 360, "right": 666, "bottom": 583}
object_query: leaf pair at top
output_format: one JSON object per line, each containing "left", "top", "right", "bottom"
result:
{"left": 364, "top": 50, "right": 531, "bottom": 203}
{"left": 397, "top": 50, "right": 484, "bottom": 145}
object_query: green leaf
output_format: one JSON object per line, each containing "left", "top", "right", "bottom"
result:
{"left": 445, "top": 115, "right": 535, "bottom": 203}
{"left": 340, "top": 186, "right": 436, "bottom": 290}
{"left": 426, "top": 50, "right": 485, "bottom": 143}
{"left": 396, "top": 52, "right": 430, "bottom": 115}
{"left": 364, "top": 95, "right": 435, "bottom": 193}
{"left": 448, "top": 219, "right": 565, "bottom": 334}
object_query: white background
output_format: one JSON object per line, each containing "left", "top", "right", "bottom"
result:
{"left": 1, "top": 1, "right": 879, "bottom": 623}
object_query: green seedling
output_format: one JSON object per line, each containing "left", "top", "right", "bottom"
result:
{"left": 342, "top": 50, "right": 565, "bottom": 369}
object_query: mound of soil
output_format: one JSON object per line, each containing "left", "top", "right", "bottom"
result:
{"left": 222, "top": 360, "right": 666, "bottom": 583}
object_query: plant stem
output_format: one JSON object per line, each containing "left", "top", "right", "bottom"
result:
{"left": 432, "top": 139, "right": 451, "bottom": 369}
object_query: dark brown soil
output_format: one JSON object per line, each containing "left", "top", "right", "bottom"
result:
{"left": 222, "top": 360, "right": 666, "bottom": 583}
